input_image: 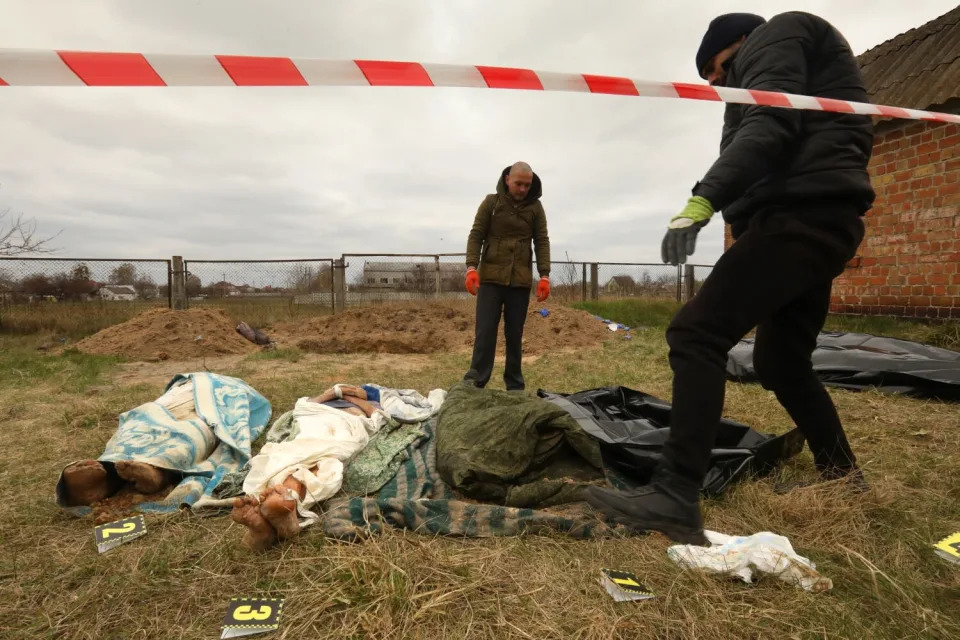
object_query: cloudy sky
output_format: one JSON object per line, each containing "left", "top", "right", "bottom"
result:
{"left": 0, "top": 0, "right": 954, "bottom": 268}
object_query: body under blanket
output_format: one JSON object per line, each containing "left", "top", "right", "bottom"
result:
{"left": 55, "top": 372, "right": 272, "bottom": 516}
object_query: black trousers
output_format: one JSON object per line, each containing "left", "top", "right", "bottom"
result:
{"left": 662, "top": 205, "right": 866, "bottom": 482}
{"left": 464, "top": 283, "right": 531, "bottom": 391}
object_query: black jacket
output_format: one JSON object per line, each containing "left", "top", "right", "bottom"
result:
{"left": 692, "top": 12, "right": 876, "bottom": 237}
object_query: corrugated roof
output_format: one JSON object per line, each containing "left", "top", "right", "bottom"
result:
{"left": 857, "top": 6, "right": 960, "bottom": 111}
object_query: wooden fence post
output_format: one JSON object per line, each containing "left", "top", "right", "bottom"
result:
{"left": 334, "top": 258, "right": 346, "bottom": 312}
{"left": 684, "top": 264, "right": 696, "bottom": 301}
{"left": 581, "top": 263, "right": 587, "bottom": 302}
{"left": 171, "top": 256, "right": 187, "bottom": 310}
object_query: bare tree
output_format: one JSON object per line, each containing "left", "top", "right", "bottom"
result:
{"left": 133, "top": 275, "right": 158, "bottom": 300}
{"left": 186, "top": 274, "right": 202, "bottom": 297}
{"left": 0, "top": 208, "right": 59, "bottom": 256}
{"left": 109, "top": 263, "right": 137, "bottom": 285}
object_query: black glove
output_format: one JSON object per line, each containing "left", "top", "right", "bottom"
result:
{"left": 660, "top": 196, "right": 714, "bottom": 265}
{"left": 661, "top": 219, "right": 707, "bottom": 265}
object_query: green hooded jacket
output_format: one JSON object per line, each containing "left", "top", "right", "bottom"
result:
{"left": 465, "top": 166, "right": 551, "bottom": 288}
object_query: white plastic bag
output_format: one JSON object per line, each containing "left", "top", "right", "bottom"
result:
{"left": 667, "top": 530, "right": 833, "bottom": 592}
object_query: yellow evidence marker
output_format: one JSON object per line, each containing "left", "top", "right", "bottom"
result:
{"left": 599, "top": 568, "right": 655, "bottom": 602}
{"left": 221, "top": 598, "right": 285, "bottom": 638}
{"left": 93, "top": 515, "right": 146, "bottom": 554}
{"left": 933, "top": 532, "right": 960, "bottom": 565}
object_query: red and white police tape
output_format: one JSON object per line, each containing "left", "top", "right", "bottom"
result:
{"left": 1, "top": 49, "right": 957, "bottom": 124}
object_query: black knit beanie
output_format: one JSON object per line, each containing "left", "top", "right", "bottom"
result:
{"left": 695, "top": 13, "right": 766, "bottom": 77}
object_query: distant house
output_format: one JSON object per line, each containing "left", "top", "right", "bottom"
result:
{"left": 210, "top": 281, "right": 240, "bottom": 297}
{"left": 604, "top": 275, "right": 637, "bottom": 295}
{"left": 98, "top": 285, "right": 137, "bottom": 301}
{"left": 362, "top": 261, "right": 466, "bottom": 290}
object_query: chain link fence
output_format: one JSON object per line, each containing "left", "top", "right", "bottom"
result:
{"left": 0, "top": 257, "right": 171, "bottom": 334}
{"left": 687, "top": 264, "right": 713, "bottom": 299}
{"left": 338, "top": 254, "right": 471, "bottom": 307}
{"left": 183, "top": 258, "right": 335, "bottom": 325}
{"left": 1, "top": 253, "right": 714, "bottom": 334}
{"left": 592, "top": 263, "right": 683, "bottom": 301}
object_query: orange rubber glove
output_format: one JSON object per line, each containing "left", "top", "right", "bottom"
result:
{"left": 465, "top": 268, "right": 480, "bottom": 295}
{"left": 536, "top": 277, "right": 550, "bottom": 302}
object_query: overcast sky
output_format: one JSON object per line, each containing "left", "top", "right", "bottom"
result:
{"left": 0, "top": 0, "right": 954, "bottom": 267}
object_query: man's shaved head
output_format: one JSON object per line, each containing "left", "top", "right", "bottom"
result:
{"left": 509, "top": 161, "right": 532, "bottom": 176}
{"left": 505, "top": 161, "right": 534, "bottom": 201}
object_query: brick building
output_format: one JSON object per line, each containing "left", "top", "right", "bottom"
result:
{"left": 832, "top": 7, "right": 960, "bottom": 318}
{"left": 724, "top": 7, "right": 960, "bottom": 318}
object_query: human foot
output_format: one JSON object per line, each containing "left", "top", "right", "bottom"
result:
{"left": 115, "top": 460, "right": 171, "bottom": 494}
{"left": 260, "top": 485, "right": 301, "bottom": 540}
{"left": 62, "top": 460, "right": 114, "bottom": 506}
{"left": 231, "top": 495, "right": 277, "bottom": 552}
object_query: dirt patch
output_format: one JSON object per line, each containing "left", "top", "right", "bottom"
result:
{"left": 74, "top": 308, "right": 257, "bottom": 361}
{"left": 91, "top": 486, "right": 171, "bottom": 525}
{"left": 277, "top": 301, "right": 615, "bottom": 355}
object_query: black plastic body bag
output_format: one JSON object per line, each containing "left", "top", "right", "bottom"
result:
{"left": 727, "top": 332, "right": 960, "bottom": 401}
{"left": 538, "top": 386, "right": 804, "bottom": 496}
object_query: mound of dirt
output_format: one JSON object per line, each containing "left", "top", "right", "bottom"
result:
{"left": 74, "top": 308, "right": 257, "bottom": 361}
{"left": 281, "top": 301, "right": 614, "bottom": 355}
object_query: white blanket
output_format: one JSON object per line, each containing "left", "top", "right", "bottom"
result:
{"left": 240, "top": 386, "right": 446, "bottom": 528}
{"left": 242, "top": 398, "right": 388, "bottom": 525}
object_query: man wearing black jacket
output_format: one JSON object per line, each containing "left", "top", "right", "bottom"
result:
{"left": 587, "top": 12, "right": 874, "bottom": 544}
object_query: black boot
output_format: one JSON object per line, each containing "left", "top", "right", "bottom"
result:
{"left": 773, "top": 466, "right": 869, "bottom": 495}
{"left": 585, "top": 467, "right": 708, "bottom": 545}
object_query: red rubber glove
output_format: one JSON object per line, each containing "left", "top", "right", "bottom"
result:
{"left": 536, "top": 277, "right": 550, "bottom": 302}
{"left": 465, "top": 268, "right": 479, "bottom": 295}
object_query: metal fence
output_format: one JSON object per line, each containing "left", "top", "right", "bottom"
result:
{"left": 0, "top": 257, "right": 171, "bottom": 307}
{"left": 592, "top": 262, "right": 683, "bottom": 301}
{"left": 338, "top": 254, "right": 470, "bottom": 307}
{"left": 687, "top": 264, "right": 713, "bottom": 299}
{"left": 183, "top": 258, "right": 335, "bottom": 313}
{"left": 0, "top": 254, "right": 715, "bottom": 333}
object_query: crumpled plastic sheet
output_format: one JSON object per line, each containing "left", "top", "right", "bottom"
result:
{"left": 667, "top": 530, "right": 833, "bottom": 593}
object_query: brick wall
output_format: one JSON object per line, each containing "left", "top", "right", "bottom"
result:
{"left": 832, "top": 120, "right": 960, "bottom": 318}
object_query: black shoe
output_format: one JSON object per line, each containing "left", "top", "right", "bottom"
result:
{"left": 773, "top": 466, "right": 869, "bottom": 495}
{"left": 585, "top": 469, "right": 708, "bottom": 545}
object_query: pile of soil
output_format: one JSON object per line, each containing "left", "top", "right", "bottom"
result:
{"left": 74, "top": 308, "right": 257, "bottom": 361}
{"left": 281, "top": 301, "right": 614, "bottom": 355}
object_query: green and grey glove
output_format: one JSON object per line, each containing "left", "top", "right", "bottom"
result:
{"left": 661, "top": 196, "right": 714, "bottom": 265}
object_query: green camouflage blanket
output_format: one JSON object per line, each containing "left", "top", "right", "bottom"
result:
{"left": 321, "top": 419, "right": 614, "bottom": 540}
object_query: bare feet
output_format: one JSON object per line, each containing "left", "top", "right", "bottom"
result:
{"left": 115, "top": 461, "right": 171, "bottom": 494}
{"left": 62, "top": 460, "right": 114, "bottom": 506}
{"left": 260, "top": 485, "right": 301, "bottom": 540}
{"left": 231, "top": 495, "right": 277, "bottom": 552}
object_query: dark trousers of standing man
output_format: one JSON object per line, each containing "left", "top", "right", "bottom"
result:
{"left": 662, "top": 204, "right": 865, "bottom": 483}
{"left": 464, "top": 283, "right": 531, "bottom": 391}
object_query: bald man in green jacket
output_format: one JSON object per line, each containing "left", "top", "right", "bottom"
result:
{"left": 463, "top": 162, "right": 551, "bottom": 391}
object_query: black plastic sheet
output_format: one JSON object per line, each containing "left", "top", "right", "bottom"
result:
{"left": 537, "top": 386, "right": 804, "bottom": 496}
{"left": 726, "top": 331, "right": 960, "bottom": 401}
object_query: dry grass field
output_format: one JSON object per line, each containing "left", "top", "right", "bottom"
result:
{"left": 1, "top": 299, "right": 958, "bottom": 639}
